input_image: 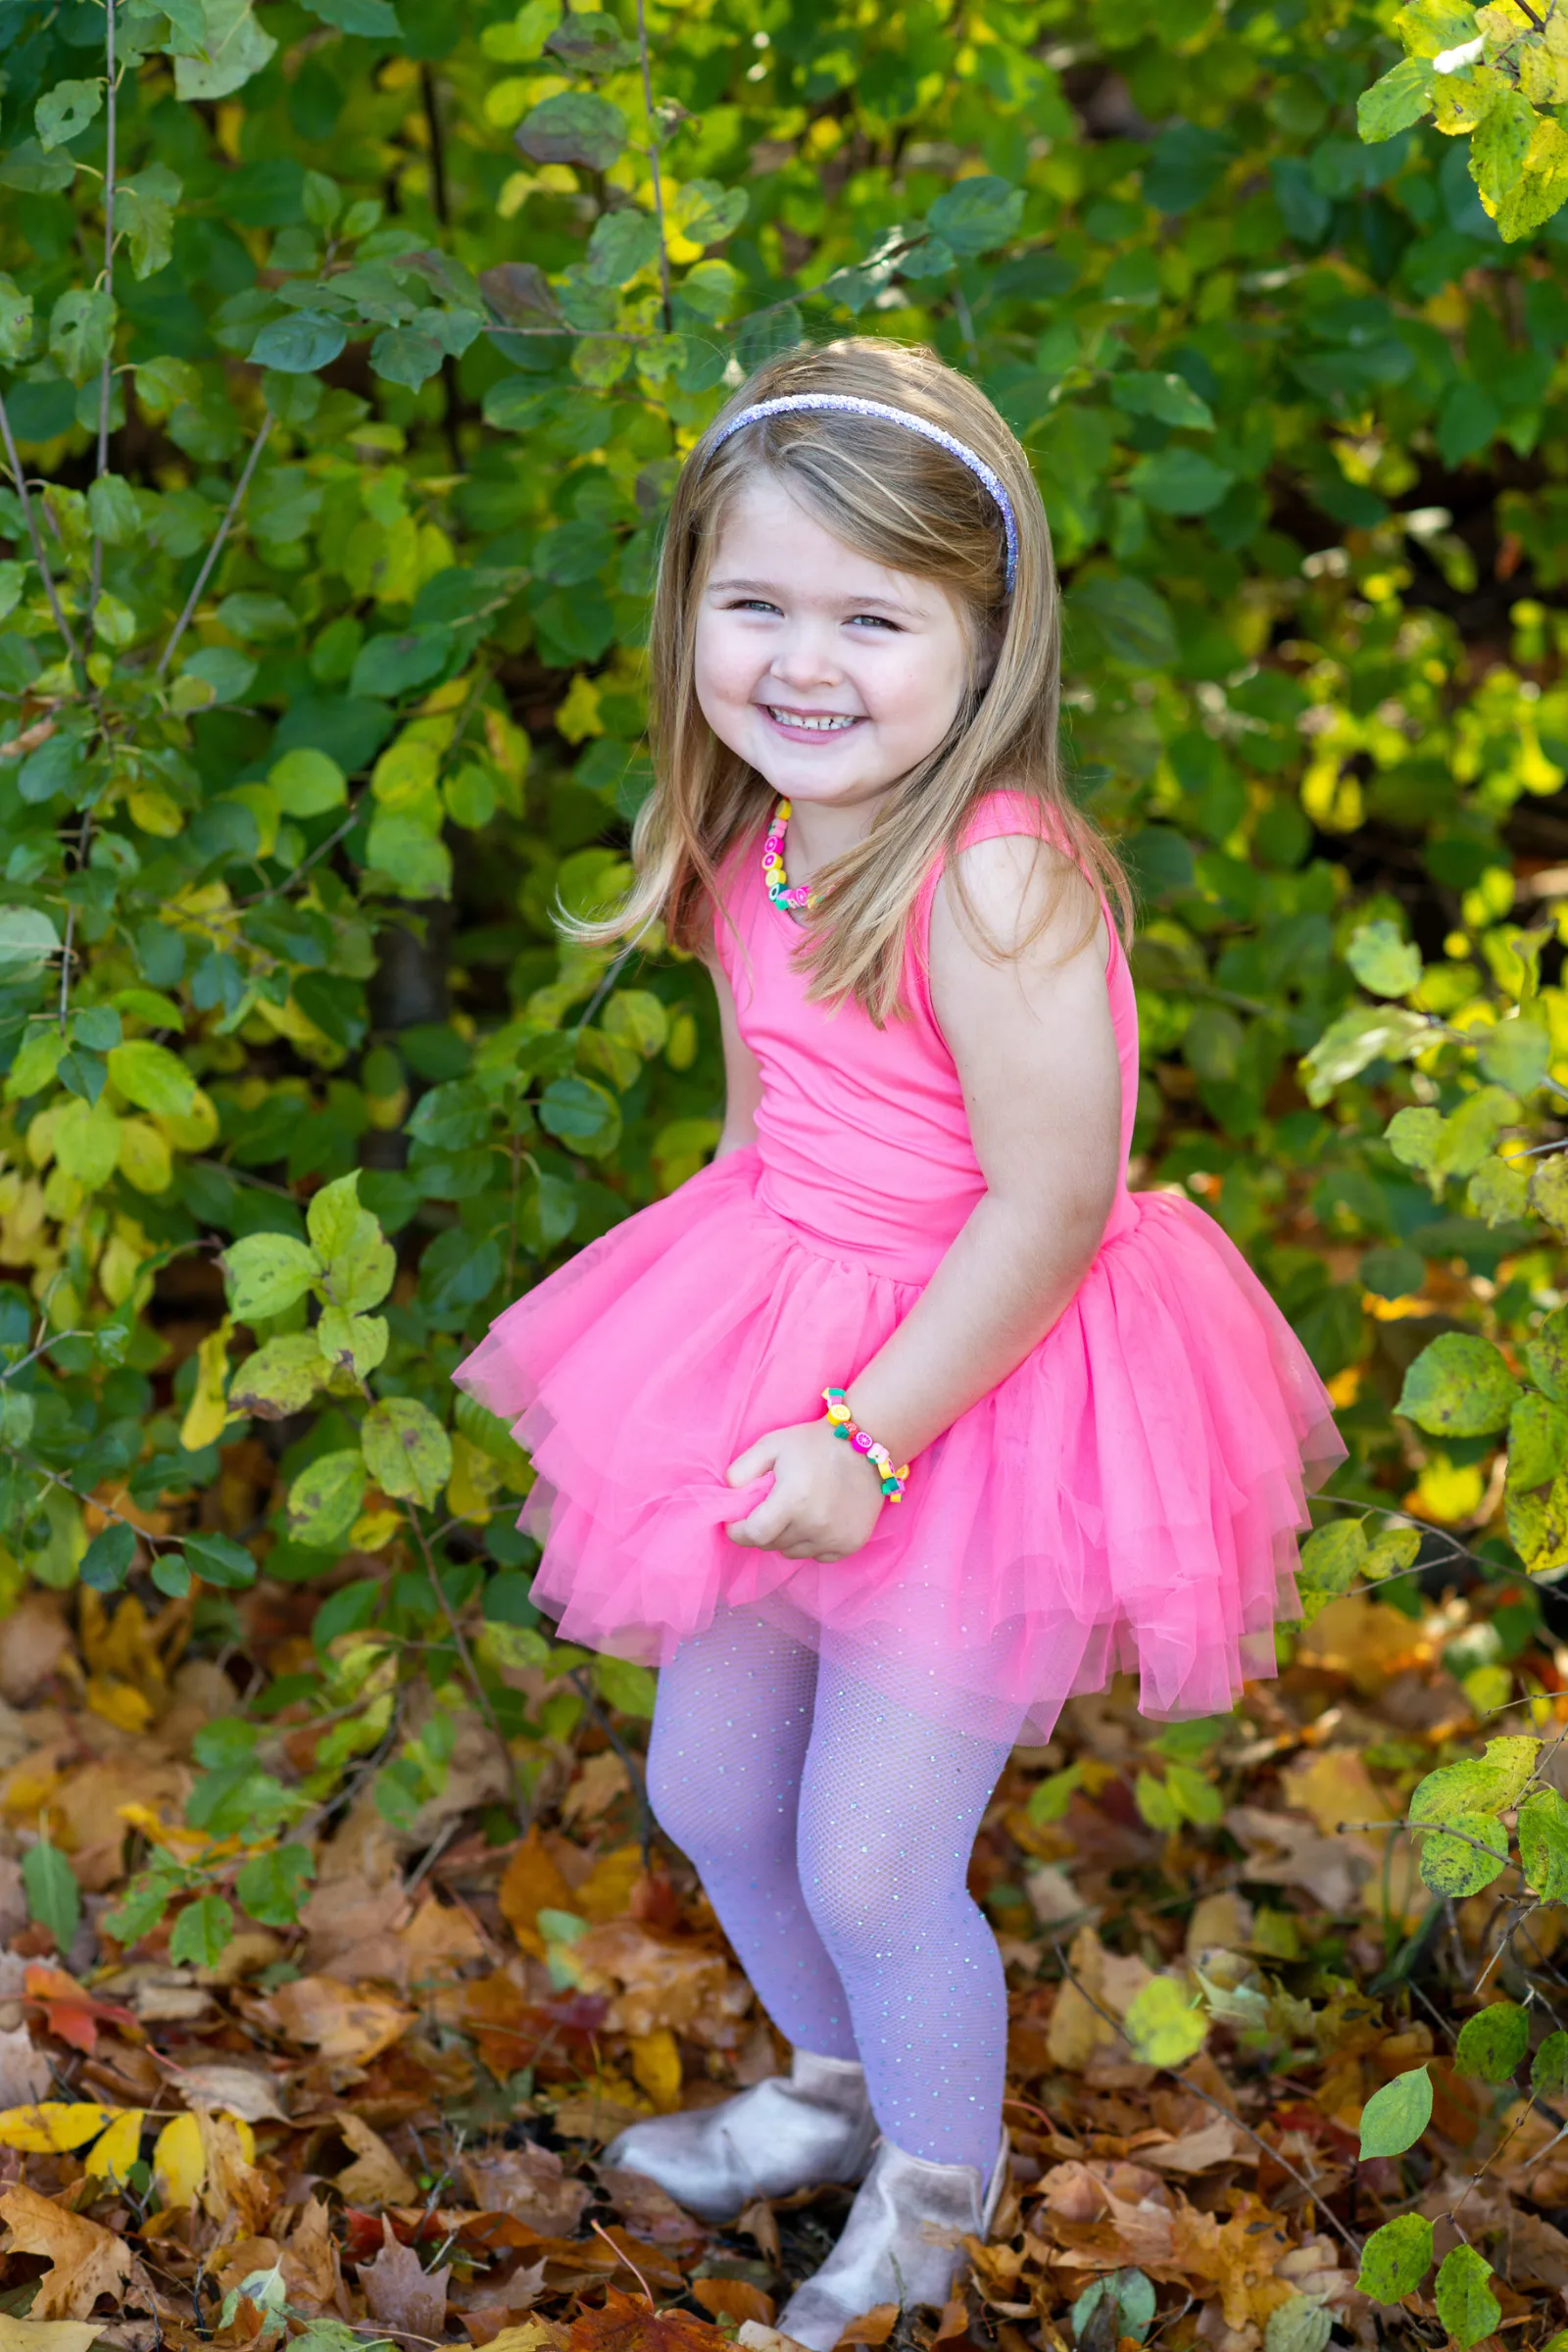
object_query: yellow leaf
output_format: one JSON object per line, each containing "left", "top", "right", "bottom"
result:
{"left": 347, "top": 1507, "right": 402, "bottom": 1551}
{"left": 126, "top": 787, "right": 184, "bottom": 837}
{"left": 85, "top": 1675, "right": 154, "bottom": 1735}
{"left": 153, "top": 2111, "right": 206, "bottom": 2208}
{"left": 0, "top": 2104, "right": 121, "bottom": 2154}
{"left": 84, "top": 2109, "right": 144, "bottom": 2182}
{"left": 155, "top": 1085, "right": 219, "bottom": 1152}
{"left": 627, "top": 2028, "right": 681, "bottom": 2112}
{"left": 116, "top": 1118, "right": 172, "bottom": 1197}
{"left": 0, "top": 2321, "right": 105, "bottom": 2352}
{"left": 179, "top": 1317, "right": 232, "bottom": 1452}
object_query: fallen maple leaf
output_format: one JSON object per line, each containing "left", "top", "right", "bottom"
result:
{"left": 0, "top": 2183, "right": 134, "bottom": 2319}
{"left": 690, "top": 2280, "right": 775, "bottom": 2328}
{"left": 568, "top": 2286, "right": 730, "bottom": 2352}
{"left": 462, "top": 2143, "right": 592, "bottom": 2237}
{"left": 250, "top": 1974, "right": 414, "bottom": 2065}
{"left": 337, "top": 2112, "right": 417, "bottom": 2206}
{"left": 23, "top": 1967, "right": 140, "bottom": 2056}
{"left": 360, "top": 2215, "right": 451, "bottom": 2342}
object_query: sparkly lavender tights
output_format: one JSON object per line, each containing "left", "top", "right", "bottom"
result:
{"left": 645, "top": 1606, "right": 1018, "bottom": 2176}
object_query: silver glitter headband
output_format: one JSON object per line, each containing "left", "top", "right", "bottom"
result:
{"left": 706, "top": 393, "right": 1019, "bottom": 597}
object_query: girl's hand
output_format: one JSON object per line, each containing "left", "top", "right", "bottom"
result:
{"left": 725, "top": 1419, "right": 885, "bottom": 1560}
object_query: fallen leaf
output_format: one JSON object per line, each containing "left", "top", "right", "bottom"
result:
{"left": 500, "top": 1831, "right": 576, "bottom": 1956}
{"left": 162, "top": 2058, "right": 289, "bottom": 2123}
{"left": 83, "top": 2110, "right": 144, "bottom": 2183}
{"left": 834, "top": 2309, "right": 898, "bottom": 2347}
{"left": 0, "top": 2102, "right": 121, "bottom": 2153}
{"left": 152, "top": 2111, "right": 206, "bottom": 2207}
{"left": 1141, "top": 2119, "right": 1250, "bottom": 2174}
{"left": 251, "top": 1974, "right": 414, "bottom": 2064}
{"left": 0, "top": 2183, "right": 134, "bottom": 2318}
{"left": 1224, "top": 1808, "right": 1370, "bottom": 1914}
{"left": 0, "top": 2323, "right": 104, "bottom": 2352}
{"left": 360, "top": 2215, "right": 451, "bottom": 2342}
{"left": 462, "top": 2144, "right": 593, "bottom": 2237}
{"left": 337, "top": 2112, "right": 418, "bottom": 2205}
{"left": 568, "top": 2286, "right": 730, "bottom": 2352}
{"left": 561, "top": 1753, "right": 631, "bottom": 1829}
{"left": 691, "top": 2281, "right": 775, "bottom": 2328}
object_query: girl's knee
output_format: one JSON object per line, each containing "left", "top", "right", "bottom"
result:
{"left": 645, "top": 1737, "right": 794, "bottom": 1875}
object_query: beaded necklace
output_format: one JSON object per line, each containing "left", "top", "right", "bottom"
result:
{"left": 761, "top": 798, "right": 817, "bottom": 916}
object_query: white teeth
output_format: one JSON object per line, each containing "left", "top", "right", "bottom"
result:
{"left": 768, "top": 709, "right": 856, "bottom": 731}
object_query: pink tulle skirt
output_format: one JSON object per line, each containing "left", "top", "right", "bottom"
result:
{"left": 454, "top": 1149, "right": 1345, "bottom": 1742}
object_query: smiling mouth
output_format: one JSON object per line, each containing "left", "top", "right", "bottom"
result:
{"left": 763, "top": 708, "right": 860, "bottom": 733}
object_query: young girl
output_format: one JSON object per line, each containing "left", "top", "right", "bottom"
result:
{"left": 455, "top": 339, "right": 1345, "bottom": 2347}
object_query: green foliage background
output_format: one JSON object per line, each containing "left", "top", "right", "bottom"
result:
{"left": 7, "top": 0, "right": 1568, "bottom": 1939}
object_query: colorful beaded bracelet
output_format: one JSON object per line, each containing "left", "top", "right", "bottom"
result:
{"left": 821, "top": 1386, "right": 910, "bottom": 1503}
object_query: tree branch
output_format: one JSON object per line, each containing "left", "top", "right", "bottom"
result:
{"left": 85, "top": 0, "right": 119, "bottom": 649}
{"left": 155, "top": 411, "right": 274, "bottom": 678}
{"left": 0, "top": 391, "right": 84, "bottom": 675}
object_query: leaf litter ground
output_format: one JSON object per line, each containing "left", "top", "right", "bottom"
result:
{"left": 2, "top": 1575, "right": 1567, "bottom": 2352}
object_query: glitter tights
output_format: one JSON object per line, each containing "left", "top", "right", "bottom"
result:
{"left": 645, "top": 1606, "right": 1018, "bottom": 2175}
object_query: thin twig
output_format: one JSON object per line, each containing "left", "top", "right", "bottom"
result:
{"left": 404, "top": 1503, "right": 531, "bottom": 1832}
{"left": 155, "top": 411, "right": 274, "bottom": 677}
{"left": 634, "top": 0, "right": 673, "bottom": 335}
{"left": 0, "top": 390, "right": 84, "bottom": 674}
{"left": 86, "top": 0, "right": 119, "bottom": 644}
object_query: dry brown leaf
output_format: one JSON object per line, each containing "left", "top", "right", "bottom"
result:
{"left": 0, "top": 2024, "right": 50, "bottom": 2108}
{"left": 0, "top": 1597, "right": 72, "bottom": 1706}
{"left": 337, "top": 2111, "right": 418, "bottom": 2205}
{"left": 397, "top": 1893, "right": 489, "bottom": 1983}
{"left": 163, "top": 2059, "right": 289, "bottom": 2123}
{"left": 462, "top": 2143, "right": 593, "bottom": 2237}
{"left": 196, "top": 2106, "right": 275, "bottom": 2232}
{"left": 598, "top": 2167, "right": 710, "bottom": 2249}
{"left": 0, "top": 2183, "right": 134, "bottom": 2319}
{"left": 691, "top": 2281, "right": 775, "bottom": 2328}
{"left": 0, "top": 2322, "right": 104, "bottom": 2352}
{"left": 500, "top": 1830, "right": 577, "bottom": 1956}
{"left": 574, "top": 1845, "right": 644, "bottom": 1923}
{"left": 1223, "top": 1808, "right": 1369, "bottom": 1914}
{"left": 561, "top": 1753, "right": 630, "bottom": 1829}
{"left": 833, "top": 2307, "right": 898, "bottom": 2347}
{"left": 1141, "top": 2120, "right": 1250, "bottom": 2175}
{"left": 568, "top": 2286, "right": 728, "bottom": 2352}
{"left": 1278, "top": 1749, "right": 1395, "bottom": 1838}
{"left": 571, "top": 1921, "right": 749, "bottom": 2043}
{"left": 360, "top": 2215, "right": 451, "bottom": 2342}
{"left": 281, "top": 2194, "right": 345, "bottom": 2315}
{"left": 251, "top": 1974, "right": 414, "bottom": 2064}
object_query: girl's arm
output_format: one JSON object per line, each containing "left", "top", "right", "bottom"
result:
{"left": 707, "top": 956, "right": 764, "bottom": 1157}
{"left": 726, "top": 834, "right": 1122, "bottom": 1560}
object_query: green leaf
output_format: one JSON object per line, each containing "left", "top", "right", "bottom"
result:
{"left": 1471, "top": 86, "right": 1537, "bottom": 213}
{"left": 270, "top": 747, "right": 347, "bottom": 815}
{"left": 1358, "top": 2063, "right": 1432, "bottom": 2159}
{"left": 1262, "top": 2299, "right": 1331, "bottom": 2352}
{"left": 1069, "top": 574, "right": 1178, "bottom": 668}
{"left": 1416, "top": 1809, "right": 1509, "bottom": 1897}
{"left": 317, "top": 1306, "right": 388, "bottom": 1380}
{"left": 235, "top": 1841, "right": 316, "bottom": 1926}
{"left": 926, "top": 175, "right": 1025, "bottom": 254}
{"left": 1533, "top": 2030, "right": 1568, "bottom": 2102}
{"left": 1469, "top": 1154, "right": 1532, "bottom": 1227}
{"left": 49, "top": 287, "right": 114, "bottom": 383}
{"left": 108, "top": 1038, "right": 195, "bottom": 1118}
{"left": 1297, "top": 1518, "right": 1368, "bottom": 1596}
{"left": 362, "top": 1396, "right": 452, "bottom": 1508}
{"left": 593, "top": 1655, "right": 658, "bottom": 1717}
{"left": 0, "top": 273, "right": 33, "bottom": 364}
{"left": 169, "top": 1890, "right": 234, "bottom": 1968}
{"left": 1300, "top": 1004, "right": 1430, "bottom": 1103}
{"left": 1109, "top": 370, "right": 1215, "bottom": 431}
{"left": 183, "top": 1532, "right": 259, "bottom": 1590}
{"left": 1122, "top": 1975, "right": 1208, "bottom": 2069}
{"left": 287, "top": 1447, "right": 368, "bottom": 1546}
{"left": 23, "top": 1838, "right": 80, "bottom": 1952}
{"left": 1409, "top": 1738, "right": 1539, "bottom": 1824}
{"left": 79, "top": 1522, "right": 137, "bottom": 1594}
{"left": 250, "top": 311, "right": 348, "bottom": 374}
{"left": 1454, "top": 2000, "right": 1529, "bottom": 2082}
{"left": 587, "top": 208, "right": 663, "bottom": 286}
{"left": 0, "top": 140, "right": 77, "bottom": 194}
{"left": 515, "top": 91, "right": 627, "bottom": 170}
{"left": 1358, "top": 56, "right": 1435, "bottom": 140}
{"left": 1396, "top": 1334, "right": 1521, "bottom": 1437}
{"left": 1347, "top": 920, "right": 1422, "bottom": 999}
{"left": 309, "top": 1173, "right": 395, "bottom": 1313}
{"left": 227, "top": 1332, "right": 328, "bottom": 1419}
{"left": 1356, "top": 2213, "right": 1434, "bottom": 2304}
{"left": 35, "top": 78, "right": 104, "bottom": 149}
{"left": 1434, "top": 2245, "right": 1500, "bottom": 2351}
{"left": 304, "top": 0, "right": 403, "bottom": 31}
{"left": 1478, "top": 1017, "right": 1550, "bottom": 1094}
{"left": 1518, "top": 1787, "right": 1568, "bottom": 1901}
{"left": 173, "top": 0, "right": 277, "bottom": 100}
{"left": 366, "top": 809, "right": 453, "bottom": 899}
{"left": 539, "top": 1075, "right": 622, "bottom": 1157}
{"left": 221, "top": 1232, "right": 321, "bottom": 1321}
{"left": 1127, "top": 448, "right": 1235, "bottom": 515}
{"left": 1508, "top": 1393, "right": 1568, "bottom": 1490}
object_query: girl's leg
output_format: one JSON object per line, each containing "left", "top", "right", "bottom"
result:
{"left": 645, "top": 1607, "right": 857, "bottom": 2060}
{"left": 795, "top": 1654, "right": 1020, "bottom": 2177}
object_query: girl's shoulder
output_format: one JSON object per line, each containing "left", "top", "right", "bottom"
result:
{"left": 914, "top": 784, "right": 1116, "bottom": 996}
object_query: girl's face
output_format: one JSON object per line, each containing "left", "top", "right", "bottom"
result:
{"left": 694, "top": 476, "right": 973, "bottom": 815}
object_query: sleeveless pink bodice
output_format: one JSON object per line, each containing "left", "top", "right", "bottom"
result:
{"left": 712, "top": 791, "right": 1138, "bottom": 1284}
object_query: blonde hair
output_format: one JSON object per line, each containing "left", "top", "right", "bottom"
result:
{"left": 576, "top": 337, "right": 1134, "bottom": 1023}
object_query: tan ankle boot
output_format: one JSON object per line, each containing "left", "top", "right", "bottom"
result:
{"left": 603, "top": 2049, "right": 875, "bottom": 2224}
{"left": 775, "top": 2130, "right": 1008, "bottom": 2351}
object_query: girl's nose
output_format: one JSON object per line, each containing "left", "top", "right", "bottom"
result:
{"left": 768, "top": 624, "right": 842, "bottom": 691}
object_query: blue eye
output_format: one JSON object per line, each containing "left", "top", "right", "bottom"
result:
{"left": 849, "top": 614, "right": 898, "bottom": 630}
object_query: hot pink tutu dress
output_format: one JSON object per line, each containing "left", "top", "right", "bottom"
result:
{"left": 454, "top": 791, "right": 1346, "bottom": 1741}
